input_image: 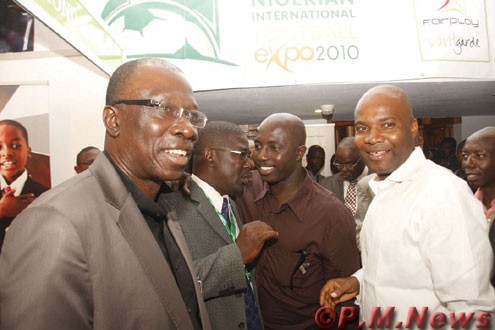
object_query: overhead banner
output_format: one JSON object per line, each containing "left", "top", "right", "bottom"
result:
{"left": 14, "top": 0, "right": 125, "bottom": 75}
{"left": 16, "top": 0, "right": 494, "bottom": 88}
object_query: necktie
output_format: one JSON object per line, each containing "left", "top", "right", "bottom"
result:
{"left": 344, "top": 180, "right": 357, "bottom": 216}
{"left": 221, "top": 197, "right": 232, "bottom": 228}
{"left": 220, "top": 197, "right": 261, "bottom": 330}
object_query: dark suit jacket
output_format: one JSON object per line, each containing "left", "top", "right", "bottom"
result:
{"left": 0, "top": 154, "right": 211, "bottom": 330}
{"left": 0, "top": 175, "right": 49, "bottom": 252}
{"left": 175, "top": 180, "right": 256, "bottom": 330}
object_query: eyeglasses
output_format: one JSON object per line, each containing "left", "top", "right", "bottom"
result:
{"left": 210, "top": 148, "right": 252, "bottom": 161}
{"left": 332, "top": 158, "right": 361, "bottom": 169}
{"left": 112, "top": 99, "right": 208, "bottom": 128}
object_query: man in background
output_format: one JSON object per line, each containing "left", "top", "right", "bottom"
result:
{"left": 461, "top": 126, "right": 495, "bottom": 287}
{"left": 240, "top": 139, "right": 256, "bottom": 186}
{"left": 321, "top": 136, "right": 369, "bottom": 252}
{"left": 175, "top": 121, "right": 277, "bottom": 330}
{"left": 462, "top": 126, "right": 495, "bottom": 223}
{"left": 74, "top": 146, "right": 101, "bottom": 174}
{"left": 0, "top": 58, "right": 212, "bottom": 329}
{"left": 240, "top": 113, "right": 359, "bottom": 330}
{"left": 320, "top": 85, "right": 495, "bottom": 324}
{"left": 0, "top": 119, "right": 49, "bottom": 252}
{"left": 305, "top": 144, "right": 326, "bottom": 183}
{"left": 437, "top": 136, "right": 459, "bottom": 172}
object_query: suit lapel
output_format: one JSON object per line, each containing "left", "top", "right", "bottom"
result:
{"left": 338, "top": 175, "right": 346, "bottom": 201}
{"left": 117, "top": 198, "right": 194, "bottom": 329}
{"left": 167, "top": 211, "right": 212, "bottom": 330}
{"left": 190, "top": 182, "right": 234, "bottom": 244}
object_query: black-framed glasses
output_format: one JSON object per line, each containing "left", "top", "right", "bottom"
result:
{"left": 112, "top": 99, "right": 208, "bottom": 128}
{"left": 210, "top": 148, "right": 252, "bottom": 161}
{"left": 332, "top": 158, "right": 361, "bottom": 169}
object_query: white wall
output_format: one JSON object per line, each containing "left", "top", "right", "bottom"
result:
{"left": 461, "top": 115, "right": 495, "bottom": 140}
{"left": 0, "top": 20, "right": 109, "bottom": 186}
{"left": 303, "top": 123, "right": 336, "bottom": 177}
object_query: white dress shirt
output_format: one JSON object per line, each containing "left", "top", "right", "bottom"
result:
{"left": 0, "top": 170, "right": 28, "bottom": 197}
{"left": 191, "top": 174, "right": 240, "bottom": 237}
{"left": 354, "top": 147, "right": 495, "bottom": 327}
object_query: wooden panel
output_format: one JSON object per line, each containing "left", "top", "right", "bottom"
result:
{"left": 26, "top": 152, "right": 51, "bottom": 188}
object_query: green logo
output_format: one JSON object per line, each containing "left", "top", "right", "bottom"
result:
{"left": 101, "top": 0, "right": 236, "bottom": 65}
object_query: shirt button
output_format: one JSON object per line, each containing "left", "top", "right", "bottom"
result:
{"left": 188, "top": 308, "right": 192, "bottom": 313}
{"left": 238, "top": 322, "right": 245, "bottom": 329}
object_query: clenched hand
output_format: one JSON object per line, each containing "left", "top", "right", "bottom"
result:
{"left": 236, "top": 220, "right": 278, "bottom": 264}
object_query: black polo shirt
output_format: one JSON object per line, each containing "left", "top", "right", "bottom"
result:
{"left": 106, "top": 152, "right": 202, "bottom": 329}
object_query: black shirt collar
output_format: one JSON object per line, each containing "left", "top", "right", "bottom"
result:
{"left": 103, "top": 151, "right": 174, "bottom": 219}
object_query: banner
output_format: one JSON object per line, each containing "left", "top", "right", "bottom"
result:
{"left": 15, "top": 0, "right": 125, "bottom": 75}
{"left": 16, "top": 0, "right": 494, "bottom": 89}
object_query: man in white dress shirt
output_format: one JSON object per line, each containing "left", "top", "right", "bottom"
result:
{"left": 320, "top": 85, "right": 495, "bottom": 329}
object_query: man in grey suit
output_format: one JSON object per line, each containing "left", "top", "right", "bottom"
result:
{"left": 0, "top": 58, "right": 211, "bottom": 329}
{"left": 176, "top": 121, "right": 278, "bottom": 330}
{"left": 321, "top": 137, "right": 370, "bottom": 251}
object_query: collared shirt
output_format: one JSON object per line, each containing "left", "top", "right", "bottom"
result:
{"left": 0, "top": 170, "right": 28, "bottom": 196}
{"left": 354, "top": 147, "right": 495, "bottom": 326}
{"left": 474, "top": 188, "right": 495, "bottom": 224}
{"left": 106, "top": 153, "right": 202, "bottom": 329}
{"left": 239, "top": 170, "right": 360, "bottom": 330}
{"left": 191, "top": 174, "right": 240, "bottom": 237}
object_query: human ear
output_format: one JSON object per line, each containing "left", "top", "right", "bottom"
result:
{"left": 295, "top": 145, "right": 307, "bottom": 162}
{"left": 203, "top": 148, "right": 216, "bottom": 168}
{"left": 411, "top": 119, "right": 419, "bottom": 144}
{"left": 103, "top": 105, "right": 120, "bottom": 137}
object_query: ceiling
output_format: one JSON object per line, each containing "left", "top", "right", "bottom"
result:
{"left": 194, "top": 79, "right": 495, "bottom": 125}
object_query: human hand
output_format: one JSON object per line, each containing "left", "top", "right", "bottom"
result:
{"left": 0, "top": 188, "right": 35, "bottom": 218}
{"left": 236, "top": 220, "right": 278, "bottom": 264}
{"left": 319, "top": 277, "right": 360, "bottom": 308}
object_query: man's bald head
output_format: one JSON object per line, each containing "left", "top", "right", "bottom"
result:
{"left": 258, "top": 113, "right": 306, "bottom": 146}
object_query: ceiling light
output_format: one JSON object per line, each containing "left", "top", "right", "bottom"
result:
{"left": 315, "top": 104, "right": 334, "bottom": 120}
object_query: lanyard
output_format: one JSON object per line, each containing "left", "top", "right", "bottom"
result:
{"left": 217, "top": 207, "right": 237, "bottom": 243}
{"left": 206, "top": 195, "right": 252, "bottom": 279}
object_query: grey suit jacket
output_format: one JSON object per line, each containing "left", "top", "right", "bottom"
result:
{"left": 175, "top": 181, "right": 254, "bottom": 330}
{"left": 320, "top": 172, "right": 374, "bottom": 252}
{"left": 0, "top": 154, "right": 211, "bottom": 330}
{"left": 355, "top": 174, "right": 375, "bottom": 252}
{"left": 320, "top": 173, "right": 345, "bottom": 201}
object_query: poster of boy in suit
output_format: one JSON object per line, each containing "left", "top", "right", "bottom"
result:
{"left": 0, "top": 119, "right": 50, "bottom": 252}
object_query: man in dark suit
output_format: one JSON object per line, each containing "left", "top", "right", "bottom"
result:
{"left": 0, "top": 119, "right": 49, "bottom": 252}
{"left": 0, "top": 58, "right": 212, "bottom": 329}
{"left": 175, "top": 121, "right": 278, "bottom": 330}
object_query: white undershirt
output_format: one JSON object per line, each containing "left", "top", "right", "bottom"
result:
{"left": 0, "top": 170, "right": 28, "bottom": 197}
